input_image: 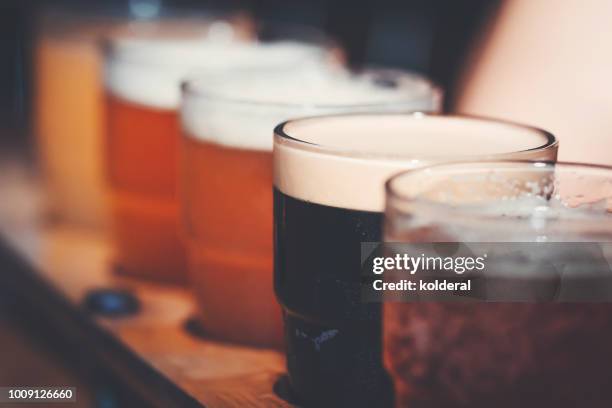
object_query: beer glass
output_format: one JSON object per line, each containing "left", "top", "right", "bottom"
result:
{"left": 384, "top": 161, "right": 612, "bottom": 407}
{"left": 103, "top": 24, "right": 327, "bottom": 283}
{"left": 35, "top": 9, "right": 121, "bottom": 230}
{"left": 35, "top": 6, "right": 252, "bottom": 231}
{"left": 180, "top": 69, "right": 440, "bottom": 348}
{"left": 273, "top": 114, "right": 558, "bottom": 406}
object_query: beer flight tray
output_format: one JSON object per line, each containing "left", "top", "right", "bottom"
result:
{"left": 0, "top": 164, "right": 293, "bottom": 408}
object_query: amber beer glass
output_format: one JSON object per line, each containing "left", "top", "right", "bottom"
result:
{"left": 384, "top": 161, "right": 612, "bottom": 407}
{"left": 102, "top": 23, "right": 283, "bottom": 283}
{"left": 36, "top": 9, "right": 247, "bottom": 231}
{"left": 180, "top": 68, "right": 440, "bottom": 348}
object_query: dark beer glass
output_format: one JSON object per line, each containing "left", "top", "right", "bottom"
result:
{"left": 384, "top": 161, "right": 612, "bottom": 407}
{"left": 273, "top": 113, "right": 558, "bottom": 406}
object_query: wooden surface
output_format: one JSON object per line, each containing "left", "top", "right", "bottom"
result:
{"left": 0, "top": 160, "right": 291, "bottom": 407}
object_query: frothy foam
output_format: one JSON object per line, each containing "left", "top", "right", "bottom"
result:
{"left": 181, "top": 69, "right": 440, "bottom": 151}
{"left": 274, "top": 115, "right": 555, "bottom": 212}
{"left": 105, "top": 38, "right": 327, "bottom": 109}
{"left": 423, "top": 196, "right": 612, "bottom": 242}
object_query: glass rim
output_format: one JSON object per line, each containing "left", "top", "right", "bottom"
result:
{"left": 100, "top": 13, "right": 233, "bottom": 60}
{"left": 385, "top": 160, "right": 612, "bottom": 230}
{"left": 181, "top": 68, "right": 442, "bottom": 110}
{"left": 273, "top": 112, "right": 557, "bottom": 161}
{"left": 101, "top": 20, "right": 335, "bottom": 69}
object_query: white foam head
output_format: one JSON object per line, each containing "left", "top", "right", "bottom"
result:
{"left": 181, "top": 68, "right": 441, "bottom": 151}
{"left": 274, "top": 114, "right": 557, "bottom": 212}
{"left": 105, "top": 27, "right": 328, "bottom": 110}
{"left": 385, "top": 161, "right": 612, "bottom": 241}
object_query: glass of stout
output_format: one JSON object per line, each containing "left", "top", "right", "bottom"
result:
{"left": 384, "top": 161, "right": 612, "bottom": 408}
{"left": 273, "top": 114, "right": 558, "bottom": 406}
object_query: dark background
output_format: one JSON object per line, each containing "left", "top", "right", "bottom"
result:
{"left": 0, "top": 1, "right": 497, "bottom": 406}
{"left": 0, "top": 0, "right": 497, "bottom": 151}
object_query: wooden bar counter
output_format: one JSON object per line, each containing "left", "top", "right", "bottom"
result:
{"left": 0, "top": 160, "right": 293, "bottom": 407}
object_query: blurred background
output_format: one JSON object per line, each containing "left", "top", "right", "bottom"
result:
{"left": 4, "top": 0, "right": 612, "bottom": 406}
{"left": 0, "top": 0, "right": 496, "bottom": 155}
{"left": 0, "top": 2, "right": 496, "bottom": 405}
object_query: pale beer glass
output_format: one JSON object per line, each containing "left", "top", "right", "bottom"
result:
{"left": 35, "top": 9, "right": 121, "bottom": 230}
